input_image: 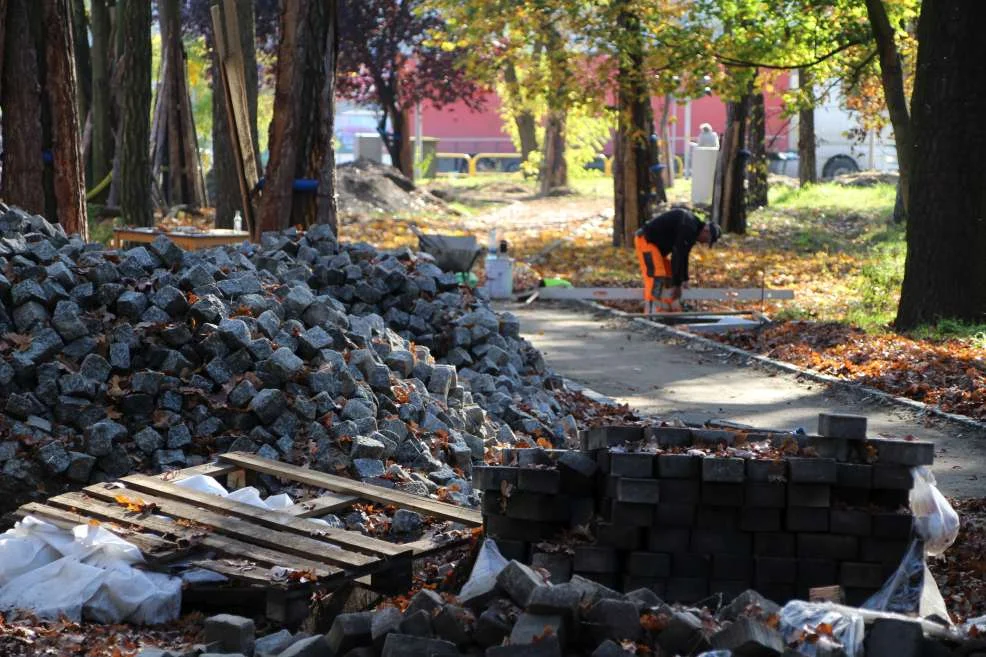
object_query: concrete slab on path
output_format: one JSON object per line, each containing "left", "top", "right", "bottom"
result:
{"left": 505, "top": 302, "right": 986, "bottom": 498}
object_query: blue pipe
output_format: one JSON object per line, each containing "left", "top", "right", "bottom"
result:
{"left": 254, "top": 178, "right": 319, "bottom": 192}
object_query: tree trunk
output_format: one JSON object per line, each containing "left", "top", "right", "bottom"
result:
{"left": 42, "top": 0, "right": 87, "bottom": 238}
{"left": 212, "top": 0, "right": 258, "bottom": 228}
{"left": 314, "top": 0, "right": 337, "bottom": 232}
{"left": 89, "top": 0, "right": 114, "bottom": 192}
{"left": 0, "top": 0, "right": 7, "bottom": 107}
{"left": 894, "top": 1, "right": 986, "bottom": 329}
{"left": 864, "top": 0, "right": 911, "bottom": 224}
{"left": 747, "top": 92, "right": 768, "bottom": 209}
{"left": 157, "top": 0, "right": 204, "bottom": 208}
{"left": 0, "top": 0, "right": 46, "bottom": 215}
{"left": 260, "top": 0, "right": 306, "bottom": 234}
{"left": 395, "top": 107, "right": 414, "bottom": 180}
{"left": 611, "top": 3, "right": 660, "bottom": 246}
{"left": 503, "top": 61, "right": 537, "bottom": 162}
{"left": 69, "top": 0, "right": 91, "bottom": 150}
{"left": 797, "top": 67, "right": 817, "bottom": 186}
{"left": 716, "top": 95, "right": 752, "bottom": 234}
{"left": 117, "top": 0, "right": 153, "bottom": 227}
{"left": 539, "top": 110, "right": 567, "bottom": 195}
{"left": 260, "top": 0, "right": 334, "bottom": 232}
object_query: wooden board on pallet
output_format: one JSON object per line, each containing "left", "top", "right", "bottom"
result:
{"left": 531, "top": 286, "right": 795, "bottom": 301}
{"left": 219, "top": 451, "right": 484, "bottom": 527}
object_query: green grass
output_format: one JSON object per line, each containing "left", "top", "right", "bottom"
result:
{"left": 844, "top": 229, "right": 906, "bottom": 331}
{"left": 769, "top": 182, "right": 897, "bottom": 214}
{"left": 910, "top": 319, "right": 986, "bottom": 347}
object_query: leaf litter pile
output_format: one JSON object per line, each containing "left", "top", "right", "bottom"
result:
{"left": 715, "top": 322, "right": 986, "bottom": 421}
{"left": 930, "top": 498, "right": 986, "bottom": 623}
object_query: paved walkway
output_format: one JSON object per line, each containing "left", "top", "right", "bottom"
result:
{"left": 505, "top": 302, "right": 986, "bottom": 498}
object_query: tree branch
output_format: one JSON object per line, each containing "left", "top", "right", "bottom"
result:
{"left": 716, "top": 38, "right": 866, "bottom": 70}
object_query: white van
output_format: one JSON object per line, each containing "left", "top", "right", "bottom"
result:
{"left": 774, "top": 75, "right": 899, "bottom": 179}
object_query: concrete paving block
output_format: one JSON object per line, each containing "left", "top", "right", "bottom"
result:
{"left": 818, "top": 413, "right": 867, "bottom": 439}
{"left": 203, "top": 614, "right": 255, "bottom": 657}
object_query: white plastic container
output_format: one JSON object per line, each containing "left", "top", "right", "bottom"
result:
{"left": 485, "top": 255, "right": 513, "bottom": 299}
{"left": 691, "top": 145, "right": 719, "bottom": 205}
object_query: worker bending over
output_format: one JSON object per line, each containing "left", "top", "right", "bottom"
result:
{"left": 634, "top": 208, "right": 721, "bottom": 312}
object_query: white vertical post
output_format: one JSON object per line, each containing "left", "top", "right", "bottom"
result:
{"left": 414, "top": 101, "right": 424, "bottom": 179}
{"left": 684, "top": 99, "right": 692, "bottom": 177}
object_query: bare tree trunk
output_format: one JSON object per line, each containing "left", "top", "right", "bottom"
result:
{"left": 118, "top": 0, "right": 152, "bottom": 227}
{"left": 89, "top": 0, "right": 113, "bottom": 194}
{"left": 716, "top": 95, "right": 752, "bottom": 234}
{"left": 260, "top": 0, "right": 334, "bottom": 232}
{"left": 864, "top": 0, "right": 911, "bottom": 224}
{"left": 314, "top": 0, "right": 337, "bottom": 231}
{"left": 612, "top": 2, "right": 660, "bottom": 246}
{"left": 42, "top": 0, "right": 87, "bottom": 238}
{"left": 895, "top": 1, "right": 986, "bottom": 329}
{"left": 539, "top": 110, "right": 567, "bottom": 195}
{"left": 69, "top": 0, "right": 91, "bottom": 146}
{"left": 797, "top": 67, "right": 817, "bottom": 186}
{"left": 0, "top": 0, "right": 7, "bottom": 107}
{"left": 747, "top": 92, "right": 768, "bottom": 209}
{"left": 0, "top": 0, "right": 46, "bottom": 214}
{"left": 503, "top": 61, "right": 537, "bottom": 162}
{"left": 396, "top": 108, "right": 414, "bottom": 180}
{"left": 260, "top": 0, "right": 306, "bottom": 234}
{"left": 212, "top": 0, "right": 258, "bottom": 228}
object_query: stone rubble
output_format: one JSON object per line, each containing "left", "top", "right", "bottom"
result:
{"left": 0, "top": 204, "right": 575, "bottom": 515}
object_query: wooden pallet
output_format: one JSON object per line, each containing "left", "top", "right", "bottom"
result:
{"left": 15, "top": 452, "right": 482, "bottom": 620}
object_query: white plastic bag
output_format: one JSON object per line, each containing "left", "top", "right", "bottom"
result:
{"left": 458, "top": 538, "right": 509, "bottom": 601}
{"left": 779, "top": 600, "right": 864, "bottom": 657}
{"left": 175, "top": 474, "right": 230, "bottom": 497}
{"left": 910, "top": 466, "right": 959, "bottom": 556}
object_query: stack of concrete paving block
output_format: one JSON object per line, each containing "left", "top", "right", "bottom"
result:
{"left": 478, "top": 413, "right": 935, "bottom": 606}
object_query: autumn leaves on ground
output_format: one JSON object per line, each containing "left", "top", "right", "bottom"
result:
{"left": 345, "top": 171, "right": 986, "bottom": 424}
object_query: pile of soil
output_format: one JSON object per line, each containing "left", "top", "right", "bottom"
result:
{"left": 336, "top": 159, "right": 450, "bottom": 219}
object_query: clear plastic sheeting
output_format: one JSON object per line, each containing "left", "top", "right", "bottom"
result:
{"left": 863, "top": 467, "right": 958, "bottom": 620}
{"left": 779, "top": 600, "right": 865, "bottom": 657}
{"left": 910, "top": 467, "right": 960, "bottom": 557}
{"left": 459, "top": 538, "right": 509, "bottom": 601}
{"left": 0, "top": 517, "right": 181, "bottom": 623}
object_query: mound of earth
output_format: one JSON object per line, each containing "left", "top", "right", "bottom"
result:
{"left": 832, "top": 170, "right": 900, "bottom": 187}
{"left": 336, "top": 158, "right": 450, "bottom": 219}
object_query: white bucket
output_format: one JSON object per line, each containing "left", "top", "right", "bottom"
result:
{"left": 485, "top": 255, "right": 513, "bottom": 299}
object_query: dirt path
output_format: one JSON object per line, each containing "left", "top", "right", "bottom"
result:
{"left": 505, "top": 302, "right": 986, "bottom": 498}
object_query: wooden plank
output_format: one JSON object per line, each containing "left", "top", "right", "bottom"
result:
{"left": 81, "top": 484, "right": 378, "bottom": 569}
{"left": 47, "top": 492, "right": 339, "bottom": 579}
{"left": 533, "top": 286, "right": 795, "bottom": 301}
{"left": 188, "top": 560, "right": 305, "bottom": 589}
{"left": 15, "top": 503, "right": 183, "bottom": 562}
{"left": 403, "top": 534, "right": 475, "bottom": 557}
{"left": 122, "top": 474, "right": 407, "bottom": 558}
{"left": 221, "top": 0, "right": 259, "bottom": 191}
{"left": 283, "top": 492, "right": 360, "bottom": 518}
{"left": 159, "top": 460, "right": 239, "bottom": 482}
{"left": 220, "top": 452, "right": 483, "bottom": 527}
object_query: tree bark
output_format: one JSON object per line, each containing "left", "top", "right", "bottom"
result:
{"left": 89, "top": 0, "right": 114, "bottom": 192}
{"left": 894, "top": 1, "right": 986, "bottom": 329}
{"left": 503, "top": 61, "right": 537, "bottom": 162}
{"left": 716, "top": 95, "right": 752, "bottom": 234}
{"left": 42, "top": 0, "right": 87, "bottom": 238}
{"left": 539, "top": 110, "right": 567, "bottom": 195}
{"left": 864, "top": 0, "right": 911, "bottom": 224}
{"left": 117, "top": 0, "right": 153, "bottom": 227}
{"left": 314, "top": 0, "right": 337, "bottom": 232}
{"left": 260, "top": 0, "right": 306, "bottom": 234}
{"left": 538, "top": 24, "right": 568, "bottom": 194}
{"left": 612, "top": 4, "right": 661, "bottom": 246}
{"left": 212, "top": 0, "right": 258, "bottom": 228}
{"left": 69, "top": 0, "right": 91, "bottom": 148}
{"left": 260, "top": 0, "right": 334, "bottom": 232}
{"left": 0, "top": 0, "right": 7, "bottom": 107}
{"left": 395, "top": 107, "right": 414, "bottom": 180}
{"left": 797, "top": 67, "right": 817, "bottom": 186}
{"left": 0, "top": 0, "right": 46, "bottom": 215}
{"left": 747, "top": 92, "right": 768, "bottom": 209}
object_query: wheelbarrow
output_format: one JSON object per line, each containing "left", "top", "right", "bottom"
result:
{"left": 408, "top": 224, "right": 483, "bottom": 273}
